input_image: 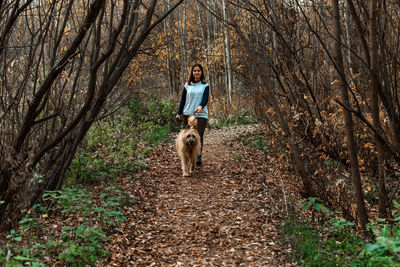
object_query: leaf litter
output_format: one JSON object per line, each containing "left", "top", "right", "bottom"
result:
{"left": 104, "top": 124, "right": 298, "bottom": 266}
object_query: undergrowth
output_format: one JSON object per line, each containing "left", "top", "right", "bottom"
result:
{"left": 0, "top": 186, "right": 132, "bottom": 266}
{"left": 66, "top": 96, "right": 180, "bottom": 185}
{"left": 239, "top": 132, "right": 400, "bottom": 266}
{"left": 0, "top": 96, "right": 179, "bottom": 266}
{"left": 209, "top": 108, "right": 258, "bottom": 128}
{"left": 236, "top": 133, "right": 271, "bottom": 153}
{"left": 282, "top": 198, "right": 398, "bottom": 266}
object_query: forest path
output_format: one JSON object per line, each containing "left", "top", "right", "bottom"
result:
{"left": 106, "top": 124, "right": 295, "bottom": 266}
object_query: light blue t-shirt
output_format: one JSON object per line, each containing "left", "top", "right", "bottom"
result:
{"left": 180, "top": 82, "right": 209, "bottom": 119}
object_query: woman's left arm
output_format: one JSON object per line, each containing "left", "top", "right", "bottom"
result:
{"left": 198, "top": 85, "right": 209, "bottom": 110}
{"left": 194, "top": 86, "right": 209, "bottom": 113}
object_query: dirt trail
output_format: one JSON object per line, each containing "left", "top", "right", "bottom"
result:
{"left": 106, "top": 125, "right": 295, "bottom": 266}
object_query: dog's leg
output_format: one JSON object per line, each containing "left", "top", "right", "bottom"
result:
{"left": 189, "top": 155, "right": 196, "bottom": 174}
{"left": 182, "top": 156, "right": 190, "bottom": 177}
{"left": 190, "top": 161, "right": 195, "bottom": 174}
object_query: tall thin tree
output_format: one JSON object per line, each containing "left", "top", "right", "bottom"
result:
{"left": 332, "top": 0, "right": 369, "bottom": 230}
{"left": 222, "top": 0, "right": 233, "bottom": 105}
{"left": 369, "top": 0, "right": 387, "bottom": 217}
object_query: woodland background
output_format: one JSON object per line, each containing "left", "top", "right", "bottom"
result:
{"left": 1, "top": 0, "right": 400, "bottom": 265}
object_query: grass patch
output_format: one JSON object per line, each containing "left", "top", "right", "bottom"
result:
{"left": 237, "top": 133, "right": 271, "bottom": 153}
{"left": 281, "top": 198, "right": 398, "bottom": 266}
{"left": 144, "top": 124, "right": 172, "bottom": 144}
{"left": 248, "top": 136, "right": 270, "bottom": 153}
{"left": 209, "top": 108, "right": 258, "bottom": 128}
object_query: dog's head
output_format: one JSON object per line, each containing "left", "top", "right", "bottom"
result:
{"left": 184, "top": 130, "right": 198, "bottom": 147}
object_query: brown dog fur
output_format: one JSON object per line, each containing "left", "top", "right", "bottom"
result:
{"left": 176, "top": 115, "right": 201, "bottom": 177}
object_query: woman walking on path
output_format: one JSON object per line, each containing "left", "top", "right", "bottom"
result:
{"left": 176, "top": 64, "right": 210, "bottom": 166}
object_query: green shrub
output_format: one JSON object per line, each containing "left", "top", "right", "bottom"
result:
{"left": 282, "top": 198, "right": 397, "bottom": 266}
{"left": 237, "top": 108, "right": 258, "bottom": 125}
{"left": 67, "top": 96, "right": 179, "bottom": 185}
{"left": 68, "top": 151, "right": 112, "bottom": 185}
{"left": 146, "top": 97, "right": 179, "bottom": 128}
{"left": 364, "top": 201, "right": 400, "bottom": 263}
{"left": 1, "top": 96, "right": 178, "bottom": 265}
{"left": 210, "top": 108, "right": 258, "bottom": 128}
{"left": 0, "top": 186, "right": 131, "bottom": 266}
{"left": 236, "top": 134, "right": 270, "bottom": 153}
{"left": 144, "top": 124, "right": 171, "bottom": 144}
{"left": 250, "top": 136, "right": 270, "bottom": 153}
{"left": 57, "top": 224, "right": 108, "bottom": 266}
{"left": 126, "top": 96, "right": 180, "bottom": 132}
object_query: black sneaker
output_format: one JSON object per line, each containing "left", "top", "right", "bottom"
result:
{"left": 196, "top": 155, "right": 202, "bottom": 166}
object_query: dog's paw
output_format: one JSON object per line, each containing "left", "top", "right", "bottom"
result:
{"left": 183, "top": 173, "right": 191, "bottom": 177}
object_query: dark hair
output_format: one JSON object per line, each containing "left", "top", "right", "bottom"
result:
{"left": 187, "top": 64, "right": 206, "bottom": 85}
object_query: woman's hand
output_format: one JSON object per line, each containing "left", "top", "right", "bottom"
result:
{"left": 176, "top": 114, "right": 181, "bottom": 121}
{"left": 194, "top": 106, "right": 203, "bottom": 113}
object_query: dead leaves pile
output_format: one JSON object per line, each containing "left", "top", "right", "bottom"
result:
{"left": 104, "top": 124, "right": 298, "bottom": 266}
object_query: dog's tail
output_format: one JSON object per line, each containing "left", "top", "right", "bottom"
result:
{"left": 187, "top": 114, "right": 198, "bottom": 129}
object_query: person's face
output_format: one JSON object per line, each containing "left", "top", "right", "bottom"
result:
{"left": 192, "top": 67, "right": 202, "bottom": 81}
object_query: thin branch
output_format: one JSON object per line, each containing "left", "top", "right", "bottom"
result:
{"left": 334, "top": 98, "right": 400, "bottom": 163}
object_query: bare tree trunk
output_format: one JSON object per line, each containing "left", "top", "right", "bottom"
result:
{"left": 0, "top": 0, "right": 107, "bottom": 227}
{"left": 268, "top": 82, "right": 314, "bottom": 197}
{"left": 178, "top": 2, "right": 187, "bottom": 82}
{"left": 212, "top": 0, "right": 218, "bottom": 40}
{"left": 222, "top": 0, "right": 232, "bottom": 106}
{"left": 319, "top": 1, "right": 331, "bottom": 102}
{"left": 196, "top": 1, "right": 210, "bottom": 87}
{"left": 164, "top": 0, "right": 173, "bottom": 94}
{"left": 311, "top": 12, "right": 318, "bottom": 96}
{"left": 168, "top": 0, "right": 180, "bottom": 94}
{"left": 0, "top": 0, "right": 185, "bottom": 229}
{"left": 344, "top": 0, "right": 355, "bottom": 84}
{"left": 369, "top": 0, "right": 387, "bottom": 218}
{"left": 206, "top": 0, "right": 215, "bottom": 96}
{"left": 347, "top": 0, "right": 400, "bottom": 165}
{"left": 231, "top": 17, "right": 315, "bottom": 197}
{"left": 332, "top": 0, "right": 369, "bottom": 230}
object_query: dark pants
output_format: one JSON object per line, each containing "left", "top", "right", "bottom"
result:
{"left": 183, "top": 115, "right": 208, "bottom": 153}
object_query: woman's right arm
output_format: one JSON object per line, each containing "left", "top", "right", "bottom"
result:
{"left": 176, "top": 87, "right": 187, "bottom": 120}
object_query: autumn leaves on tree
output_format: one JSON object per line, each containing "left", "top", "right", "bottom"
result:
{"left": 0, "top": 0, "right": 184, "bottom": 228}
